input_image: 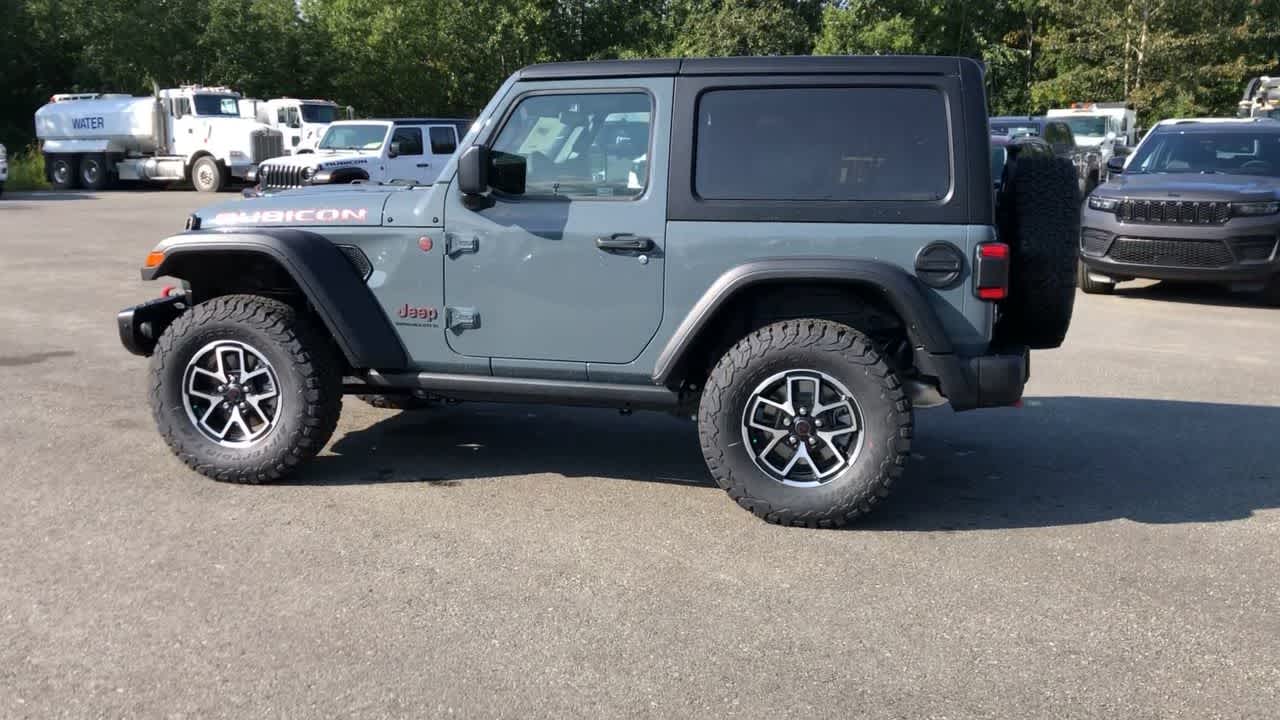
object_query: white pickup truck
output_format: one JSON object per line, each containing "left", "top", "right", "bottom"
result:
{"left": 251, "top": 118, "right": 471, "bottom": 193}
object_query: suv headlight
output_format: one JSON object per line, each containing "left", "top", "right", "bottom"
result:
{"left": 1231, "top": 201, "right": 1280, "bottom": 217}
{"left": 1088, "top": 196, "right": 1120, "bottom": 211}
{"left": 301, "top": 166, "right": 315, "bottom": 182}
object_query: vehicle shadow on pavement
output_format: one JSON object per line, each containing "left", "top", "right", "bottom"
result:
{"left": 866, "top": 396, "right": 1279, "bottom": 530}
{"left": 304, "top": 402, "right": 712, "bottom": 488}
{"left": 300, "top": 396, "right": 1277, "bottom": 529}
{"left": 1114, "top": 281, "right": 1272, "bottom": 309}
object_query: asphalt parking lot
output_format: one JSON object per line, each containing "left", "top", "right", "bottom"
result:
{"left": 1, "top": 189, "right": 1278, "bottom": 718}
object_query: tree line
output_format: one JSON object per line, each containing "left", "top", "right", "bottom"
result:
{"left": 4, "top": 0, "right": 1280, "bottom": 148}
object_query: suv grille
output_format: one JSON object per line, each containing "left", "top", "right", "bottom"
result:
{"left": 1115, "top": 199, "right": 1230, "bottom": 225}
{"left": 258, "top": 164, "right": 306, "bottom": 190}
{"left": 251, "top": 130, "right": 285, "bottom": 164}
{"left": 1107, "top": 237, "right": 1233, "bottom": 268}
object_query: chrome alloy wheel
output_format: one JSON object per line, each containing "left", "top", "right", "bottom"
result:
{"left": 740, "top": 369, "right": 863, "bottom": 487}
{"left": 181, "top": 340, "right": 281, "bottom": 448}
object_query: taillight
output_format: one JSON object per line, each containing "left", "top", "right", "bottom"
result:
{"left": 974, "top": 242, "right": 1010, "bottom": 301}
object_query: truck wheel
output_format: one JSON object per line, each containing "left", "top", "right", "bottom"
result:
{"left": 191, "top": 156, "right": 226, "bottom": 193}
{"left": 49, "top": 155, "right": 80, "bottom": 190}
{"left": 149, "top": 294, "right": 342, "bottom": 484}
{"left": 1077, "top": 260, "right": 1115, "bottom": 295}
{"left": 358, "top": 394, "right": 436, "bottom": 411}
{"left": 79, "top": 154, "right": 111, "bottom": 190}
{"left": 995, "top": 154, "right": 1081, "bottom": 349}
{"left": 698, "top": 319, "right": 912, "bottom": 528}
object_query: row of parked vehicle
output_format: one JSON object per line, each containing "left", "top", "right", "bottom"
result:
{"left": 27, "top": 84, "right": 471, "bottom": 194}
{"left": 989, "top": 101, "right": 1280, "bottom": 305}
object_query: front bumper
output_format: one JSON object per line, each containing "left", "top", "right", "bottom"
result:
{"left": 117, "top": 294, "right": 189, "bottom": 357}
{"left": 1081, "top": 206, "right": 1280, "bottom": 284}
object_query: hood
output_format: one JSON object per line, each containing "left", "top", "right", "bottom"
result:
{"left": 260, "top": 149, "right": 376, "bottom": 170}
{"left": 195, "top": 185, "right": 403, "bottom": 229}
{"left": 1097, "top": 172, "right": 1280, "bottom": 202}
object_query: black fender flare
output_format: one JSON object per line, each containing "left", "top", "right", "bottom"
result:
{"left": 651, "top": 258, "right": 956, "bottom": 386}
{"left": 142, "top": 229, "right": 408, "bottom": 370}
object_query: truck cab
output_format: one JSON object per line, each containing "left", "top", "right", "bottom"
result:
{"left": 1047, "top": 102, "right": 1138, "bottom": 177}
{"left": 242, "top": 98, "right": 352, "bottom": 155}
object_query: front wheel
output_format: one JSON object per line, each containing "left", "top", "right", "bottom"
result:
{"left": 698, "top": 319, "right": 912, "bottom": 528}
{"left": 149, "top": 295, "right": 343, "bottom": 483}
{"left": 191, "top": 156, "right": 226, "bottom": 193}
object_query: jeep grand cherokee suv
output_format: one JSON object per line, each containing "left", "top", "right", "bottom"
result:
{"left": 117, "top": 56, "right": 1080, "bottom": 527}
{"left": 1080, "top": 118, "right": 1280, "bottom": 304}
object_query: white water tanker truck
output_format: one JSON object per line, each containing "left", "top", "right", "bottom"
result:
{"left": 34, "top": 85, "right": 285, "bottom": 192}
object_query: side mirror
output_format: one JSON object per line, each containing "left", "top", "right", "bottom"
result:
{"left": 388, "top": 141, "right": 401, "bottom": 158}
{"left": 1106, "top": 155, "right": 1126, "bottom": 174}
{"left": 1113, "top": 145, "right": 1132, "bottom": 158}
{"left": 489, "top": 150, "right": 527, "bottom": 195}
{"left": 457, "top": 145, "right": 489, "bottom": 195}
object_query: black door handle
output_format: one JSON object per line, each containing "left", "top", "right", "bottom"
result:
{"left": 416, "top": 163, "right": 431, "bottom": 168}
{"left": 595, "top": 234, "right": 654, "bottom": 252}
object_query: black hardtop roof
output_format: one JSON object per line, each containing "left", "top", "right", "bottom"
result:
{"left": 517, "top": 55, "right": 975, "bottom": 81}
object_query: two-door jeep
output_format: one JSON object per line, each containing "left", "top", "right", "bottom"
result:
{"left": 118, "top": 56, "right": 1080, "bottom": 527}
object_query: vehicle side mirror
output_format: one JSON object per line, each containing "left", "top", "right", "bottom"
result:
{"left": 1114, "top": 145, "right": 1132, "bottom": 158}
{"left": 388, "top": 141, "right": 401, "bottom": 158}
{"left": 457, "top": 145, "right": 489, "bottom": 195}
{"left": 489, "top": 150, "right": 527, "bottom": 195}
{"left": 1106, "top": 156, "right": 1126, "bottom": 174}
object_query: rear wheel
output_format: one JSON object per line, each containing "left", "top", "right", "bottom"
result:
{"left": 996, "top": 154, "right": 1082, "bottom": 349}
{"left": 48, "top": 155, "right": 80, "bottom": 190}
{"left": 1077, "top": 260, "right": 1116, "bottom": 295}
{"left": 149, "top": 295, "right": 343, "bottom": 483}
{"left": 79, "top": 154, "right": 111, "bottom": 190}
{"left": 191, "top": 156, "right": 226, "bottom": 193}
{"left": 698, "top": 319, "right": 912, "bottom": 528}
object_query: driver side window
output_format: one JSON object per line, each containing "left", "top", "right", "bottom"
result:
{"left": 489, "top": 92, "right": 652, "bottom": 200}
{"left": 391, "top": 127, "right": 424, "bottom": 156}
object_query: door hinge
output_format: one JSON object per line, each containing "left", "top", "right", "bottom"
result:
{"left": 446, "top": 233, "right": 479, "bottom": 257}
{"left": 446, "top": 306, "right": 480, "bottom": 331}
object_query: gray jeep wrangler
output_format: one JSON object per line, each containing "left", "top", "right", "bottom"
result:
{"left": 118, "top": 56, "right": 1080, "bottom": 527}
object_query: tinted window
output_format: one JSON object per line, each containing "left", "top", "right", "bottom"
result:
{"left": 1044, "top": 123, "right": 1070, "bottom": 146}
{"left": 391, "top": 127, "right": 423, "bottom": 156}
{"left": 193, "top": 94, "right": 240, "bottom": 117}
{"left": 490, "top": 92, "right": 652, "bottom": 199}
{"left": 301, "top": 104, "right": 338, "bottom": 124}
{"left": 694, "top": 88, "right": 950, "bottom": 201}
{"left": 1129, "top": 130, "right": 1280, "bottom": 177}
{"left": 429, "top": 126, "right": 457, "bottom": 155}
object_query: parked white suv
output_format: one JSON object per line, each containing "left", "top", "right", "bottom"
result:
{"left": 251, "top": 118, "right": 470, "bottom": 193}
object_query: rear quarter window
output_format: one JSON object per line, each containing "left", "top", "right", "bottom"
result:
{"left": 693, "top": 87, "right": 951, "bottom": 202}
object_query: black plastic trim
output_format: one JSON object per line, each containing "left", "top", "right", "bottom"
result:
{"left": 142, "top": 230, "right": 409, "bottom": 370}
{"left": 651, "top": 258, "right": 956, "bottom": 386}
{"left": 666, "top": 65, "right": 992, "bottom": 225}
{"left": 117, "top": 294, "right": 189, "bottom": 357}
{"left": 361, "top": 371, "right": 682, "bottom": 411}
{"left": 516, "top": 55, "right": 974, "bottom": 81}
{"left": 518, "top": 59, "right": 682, "bottom": 80}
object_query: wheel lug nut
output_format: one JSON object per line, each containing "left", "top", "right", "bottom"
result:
{"left": 808, "top": 438, "right": 817, "bottom": 446}
{"left": 798, "top": 407, "right": 807, "bottom": 416}
{"left": 788, "top": 434, "right": 797, "bottom": 444}
{"left": 783, "top": 418, "right": 792, "bottom": 426}
{"left": 217, "top": 385, "right": 226, "bottom": 393}
{"left": 815, "top": 419, "right": 824, "bottom": 428}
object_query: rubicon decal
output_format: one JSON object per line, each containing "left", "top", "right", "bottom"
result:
{"left": 211, "top": 208, "right": 369, "bottom": 225}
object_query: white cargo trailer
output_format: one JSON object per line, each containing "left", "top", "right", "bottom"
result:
{"left": 237, "top": 97, "right": 353, "bottom": 155}
{"left": 34, "top": 85, "right": 285, "bottom": 192}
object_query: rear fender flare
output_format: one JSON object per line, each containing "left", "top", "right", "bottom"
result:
{"left": 143, "top": 229, "right": 408, "bottom": 370}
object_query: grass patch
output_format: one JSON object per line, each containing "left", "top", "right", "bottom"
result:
{"left": 5, "top": 146, "right": 50, "bottom": 191}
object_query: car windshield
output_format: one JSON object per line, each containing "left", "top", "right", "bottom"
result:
{"left": 991, "top": 122, "right": 1040, "bottom": 137}
{"left": 317, "top": 124, "right": 386, "bottom": 151}
{"left": 1060, "top": 116, "right": 1107, "bottom": 137}
{"left": 193, "top": 95, "right": 241, "bottom": 117}
{"left": 301, "top": 104, "right": 339, "bottom": 124}
{"left": 1126, "top": 130, "right": 1280, "bottom": 176}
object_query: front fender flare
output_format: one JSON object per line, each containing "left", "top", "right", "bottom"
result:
{"left": 651, "top": 258, "right": 956, "bottom": 386}
{"left": 143, "top": 229, "right": 408, "bottom": 370}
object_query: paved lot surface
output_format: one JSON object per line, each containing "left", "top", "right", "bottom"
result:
{"left": 1, "top": 190, "right": 1278, "bottom": 719}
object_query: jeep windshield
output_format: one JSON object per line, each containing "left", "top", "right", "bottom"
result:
{"left": 193, "top": 95, "right": 241, "bottom": 117}
{"left": 301, "top": 104, "right": 339, "bottom": 124}
{"left": 1125, "top": 130, "right": 1280, "bottom": 176}
{"left": 1060, "top": 116, "right": 1107, "bottom": 138}
{"left": 317, "top": 124, "right": 387, "bottom": 151}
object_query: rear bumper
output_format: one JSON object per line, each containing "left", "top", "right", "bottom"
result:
{"left": 117, "top": 295, "right": 188, "bottom": 357}
{"left": 918, "top": 346, "right": 1029, "bottom": 412}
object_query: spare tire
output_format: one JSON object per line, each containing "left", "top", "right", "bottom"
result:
{"left": 995, "top": 153, "right": 1081, "bottom": 349}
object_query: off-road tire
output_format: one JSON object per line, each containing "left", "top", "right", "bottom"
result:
{"left": 49, "top": 155, "right": 80, "bottom": 190}
{"left": 1077, "top": 260, "right": 1116, "bottom": 295}
{"left": 358, "top": 394, "right": 436, "bottom": 411}
{"left": 149, "top": 294, "right": 343, "bottom": 483}
{"left": 79, "top": 154, "right": 111, "bottom": 190}
{"left": 698, "top": 319, "right": 912, "bottom": 528}
{"left": 997, "top": 154, "right": 1081, "bottom": 349}
{"left": 191, "top": 156, "right": 226, "bottom": 193}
